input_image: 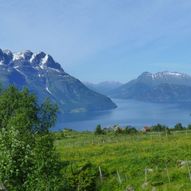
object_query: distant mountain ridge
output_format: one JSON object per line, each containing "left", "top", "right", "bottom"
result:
{"left": 110, "top": 71, "right": 191, "bottom": 103}
{"left": 84, "top": 81, "right": 123, "bottom": 95}
{"left": 0, "top": 49, "right": 116, "bottom": 113}
{"left": 137, "top": 71, "right": 191, "bottom": 86}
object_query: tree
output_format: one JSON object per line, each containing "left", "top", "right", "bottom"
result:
{"left": 151, "top": 124, "right": 168, "bottom": 132}
{"left": 95, "top": 124, "right": 104, "bottom": 135}
{"left": 125, "top": 126, "right": 138, "bottom": 134}
{"left": 174, "top": 123, "right": 184, "bottom": 131}
{"left": 187, "top": 124, "right": 191, "bottom": 130}
{"left": 0, "top": 85, "right": 62, "bottom": 190}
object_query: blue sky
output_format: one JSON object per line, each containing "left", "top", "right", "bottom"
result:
{"left": 1, "top": 0, "right": 191, "bottom": 83}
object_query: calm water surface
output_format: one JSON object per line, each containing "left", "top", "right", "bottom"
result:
{"left": 55, "top": 99, "right": 191, "bottom": 131}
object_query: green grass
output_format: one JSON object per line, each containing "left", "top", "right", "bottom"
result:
{"left": 55, "top": 131, "right": 191, "bottom": 190}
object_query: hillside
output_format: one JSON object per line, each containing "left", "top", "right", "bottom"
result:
{"left": 110, "top": 71, "right": 191, "bottom": 103}
{"left": 56, "top": 130, "right": 191, "bottom": 191}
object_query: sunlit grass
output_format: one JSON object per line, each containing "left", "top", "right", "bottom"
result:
{"left": 55, "top": 131, "right": 191, "bottom": 190}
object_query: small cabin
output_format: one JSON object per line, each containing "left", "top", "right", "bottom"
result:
{"left": 143, "top": 126, "right": 151, "bottom": 132}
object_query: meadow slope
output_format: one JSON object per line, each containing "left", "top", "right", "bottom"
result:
{"left": 55, "top": 131, "right": 191, "bottom": 191}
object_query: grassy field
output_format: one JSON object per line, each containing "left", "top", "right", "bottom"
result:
{"left": 55, "top": 130, "right": 191, "bottom": 191}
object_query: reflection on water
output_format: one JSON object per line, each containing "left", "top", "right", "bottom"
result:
{"left": 58, "top": 109, "right": 113, "bottom": 123}
{"left": 54, "top": 99, "right": 191, "bottom": 131}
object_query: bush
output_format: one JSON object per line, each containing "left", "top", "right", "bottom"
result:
{"left": 95, "top": 124, "right": 105, "bottom": 135}
{"left": 114, "top": 126, "right": 124, "bottom": 134}
{"left": 0, "top": 86, "right": 63, "bottom": 190}
{"left": 174, "top": 123, "right": 185, "bottom": 131}
{"left": 187, "top": 124, "right": 191, "bottom": 130}
{"left": 125, "top": 126, "right": 138, "bottom": 134}
{"left": 151, "top": 124, "right": 168, "bottom": 132}
{"left": 64, "top": 162, "right": 98, "bottom": 191}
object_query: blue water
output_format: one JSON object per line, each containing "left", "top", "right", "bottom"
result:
{"left": 55, "top": 99, "right": 191, "bottom": 131}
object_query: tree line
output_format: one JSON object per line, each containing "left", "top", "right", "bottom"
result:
{"left": 94, "top": 123, "right": 191, "bottom": 135}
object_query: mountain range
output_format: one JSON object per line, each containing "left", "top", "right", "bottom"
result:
{"left": 84, "top": 81, "right": 123, "bottom": 95}
{"left": 1, "top": 48, "right": 190, "bottom": 112}
{"left": 0, "top": 49, "right": 116, "bottom": 113}
{"left": 110, "top": 71, "right": 191, "bottom": 103}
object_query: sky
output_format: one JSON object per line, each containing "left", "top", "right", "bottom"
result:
{"left": 1, "top": 0, "right": 191, "bottom": 83}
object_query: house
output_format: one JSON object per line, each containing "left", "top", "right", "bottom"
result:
{"left": 143, "top": 126, "right": 151, "bottom": 132}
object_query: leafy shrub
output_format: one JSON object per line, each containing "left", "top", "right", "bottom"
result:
{"left": 151, "top": 124, "right": 168, "bottom": 132}
{"left": 64, "top": 162, "right": 98, "bottom": 191}
{"left": 0, "top": 86, "right": 63, "bottom": 190}
{"left": 95, "top": 124, "right": 105, "bottom": 135}
{"left": 125, "top": 126, "right": 138, "bottom": 134}
{"left": 173, "top": 123, "right": 185, "bottom": 131}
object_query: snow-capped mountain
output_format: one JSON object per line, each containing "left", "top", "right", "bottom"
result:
{"left": 110, "top": 71, "right": 191, "bottom": 103}
{"left": 137, "top": 71, "right": 191, "bottom": 86}
{"left": 0, "top": 49, "right": 116, "bottom": 113}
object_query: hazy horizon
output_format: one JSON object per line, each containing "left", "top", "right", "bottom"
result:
{"left": 1, "top": 0, "right": 191, "bottom": 83}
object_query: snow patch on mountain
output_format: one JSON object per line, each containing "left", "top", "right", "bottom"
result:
{"left": 137, "top": 71, "right": 191, "bottom": 88}
{"left": 165, "top": 72, "right": 182, "bottom": 76}
{"left": 152, "top": 71, "right": 189, "bottom": 79}
{"left": 46, "top": 86, "right": 52, "bottom": 95}
{"left": 138, "top": 71, "right": 191, "bottom": 81}
{"left": 29, "top": 53, "right": 36, "bottom": 63}
{"left": 41, "top": 54, "right": 49, "bottom": 65}
{"left": 13, "top": 52, "right": 24, "bottom": 61}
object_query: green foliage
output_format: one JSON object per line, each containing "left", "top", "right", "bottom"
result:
{"left": 94, "top": 124, "right": 138, "bottom": 136}
{"left": 0, "top": 86, "right": 62, "bottom": 190}
{"left": 151, "top": 123, "right": 168, "bottom": 132}
{"left": 112, "top": 125, "right": 138, "bottom": 135}
{"left": 113, "top": 126, "right": 123, "bottom": 135}
{"left": 95, "top": 124, "right": 104, "bottom": 135}
{"left": 174, "top": 123, "right": 185, "bottom": 131}
{"left": 124, "top": 126, "right": 138, "bottom": 134}
{"left": 0, "top": 86, "right": 38, "bottom": 130}
{"left": 64, "top": 162, "right": 98, "bottom": 191}
{"left": 37, "top": 98, "right": 58, "bottom": 133}
{"left": 25, "top": 134, "right": 62, "bottom": 191}
{"left": 56, "top": 130, "right": 191, "bottom": 191}
{"left": 187, "top": 124, "right": 191, "bottom": 130}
